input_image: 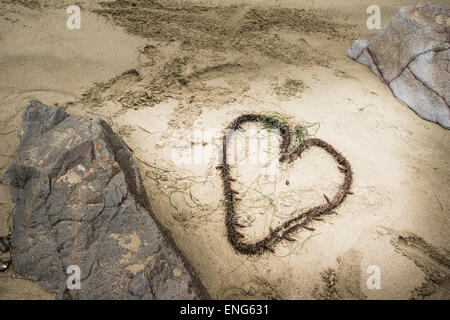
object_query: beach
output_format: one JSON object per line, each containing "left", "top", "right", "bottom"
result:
{"left": 0, "top": 0, "right": 448, "bottom": 299}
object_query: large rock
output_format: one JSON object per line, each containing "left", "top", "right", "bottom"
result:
{"left": 347, "top": 4, "right": 449, "bottom": 129}
{"left": 2, "top": 101, "right": 209, "bottom": 300}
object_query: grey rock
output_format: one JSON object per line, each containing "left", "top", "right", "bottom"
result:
{"left": 346, "top": 39, "right": 382, "bottom": 78}
{"left": 390, "top": 68, "right": 449, "bottom": 126}
{"left": 18, "top": 102, "right": 69, "bottom": 151}
{"left": 2, "top": 101, "right": 210, "bottom": 300}
{"left": 346, "top": 4, "right": 449, "bottom": 129}
{"left": 408, "top": 49, "right": 450, "bottom": 106}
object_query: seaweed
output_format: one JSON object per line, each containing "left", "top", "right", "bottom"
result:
{"left": 218, "top": 113, "right": 353, "bottom": 255}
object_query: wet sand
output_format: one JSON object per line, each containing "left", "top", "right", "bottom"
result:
{"left": 0, "top": 0, "right": 448, "bottom": 299}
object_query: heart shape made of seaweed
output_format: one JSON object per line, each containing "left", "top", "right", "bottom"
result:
{"left": 217, "top": 114, "right": 353, "bottom": 255}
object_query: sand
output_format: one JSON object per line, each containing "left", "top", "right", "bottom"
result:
{"left": 0, "top": 0, "right": 448, "bottom": 300}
